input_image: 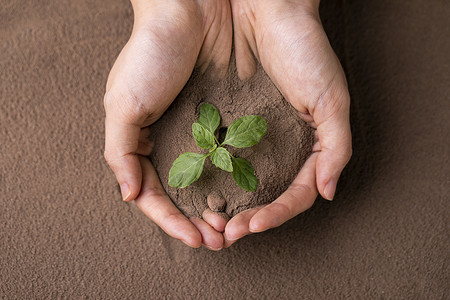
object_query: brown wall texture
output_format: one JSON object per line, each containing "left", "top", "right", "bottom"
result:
{"left": 1, "top": 0, "right": 449, "bottom": 298}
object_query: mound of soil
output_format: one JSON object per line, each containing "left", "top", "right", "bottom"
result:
{"left": 150, "top": 64, "right": 314, "bottom": 218}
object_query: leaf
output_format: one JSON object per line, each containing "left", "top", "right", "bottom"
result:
{"left": 197, "top": 103, "right": 220, "bottom": 134}
{"left": 210, "top": 147, "right": 233, "bottom": 172}
{"left": 192, "top": 123, "right": 215, "bottom": 149}
{"left": 223, "top": 115, "right": 267, "bottom": 148}
{"left": 231, "top": 157, "right": 258, "bottom": 192}
{"left": 168, "top": 153, "right": 207, "bottom": 188}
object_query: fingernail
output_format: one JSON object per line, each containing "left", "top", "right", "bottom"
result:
{"left": 249, "top": 225, "right": 262, "bottom": 233}
{"left": 181, "top": 240, "right": 200, "bottom": 248}
{"left": 224, "top": 233, "right": 238, "bottom": 242}
{"left": 249, "top": 220, "right": 264, "bottom": 233}
{"left": 120, "top": 183, "right": 131, "bottom": 201}
{"left": 204, "top": 244, "right": 223, "bottom": 251}
{"left": 324, "top": 179, "right": 336, "bottom": 200}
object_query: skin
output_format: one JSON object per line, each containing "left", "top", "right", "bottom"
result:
{"left": 104, "top": 0, "right": 352, "bottom": 250}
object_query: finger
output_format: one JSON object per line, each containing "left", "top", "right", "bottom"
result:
{"left": 190, "top": 217, "right": 224, "bottom": 251}
{"left": 104, "top": 115, "right": 142, "bottom": 202}
{"left": 134, "top": 156, "right": 202, "bottom": 248}
{"left": 202, "top": 209, "right": 229, "bottom": 233}
{"left": 231, "top": 2, "right": 258, "bottom": 79}
{"left": 223, "top": 207, "right": 262, "bottom": 248}
{"left": 298, "top": 112, "right": 315, "bottom": 125}
{"left": 248, "top": 153, "right": 318, "bottom": 233}
{"left": 314, "top": 77, "right": 352, "bottom": 200}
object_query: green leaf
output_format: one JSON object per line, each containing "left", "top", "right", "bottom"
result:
{"left": 223, "top": 115, "right": 267, "bottom": 148}
{"left": 192, "top": 123, "right": 215, "bottom": 149}
{"left": 210, "top": 147, "right": 233, "bottom": 172}
{"left": 231, "top": 157, "right": 258, "bottom": 192}
{"left": 168, "top": 153, "right": 207, "bottom": 188}
{"left": 197, "top": 103, "right": 220, "bottom": 134}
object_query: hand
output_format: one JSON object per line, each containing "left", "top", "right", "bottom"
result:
{"left": 104, "top": 0, "right": 232, "bottom": 250}
{"left": 222, "top": 0, "right": 352, "bottom": 246}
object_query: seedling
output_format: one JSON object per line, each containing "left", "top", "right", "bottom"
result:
{"left": 168, "top": 103, "right": 267, "bottom": 192}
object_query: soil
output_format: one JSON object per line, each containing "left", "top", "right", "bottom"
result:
{"left": 149, "top": 63, "right": 314, "bottom": 218}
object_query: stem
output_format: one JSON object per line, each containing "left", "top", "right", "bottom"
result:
{"left": 208, "top": 146, "right": 217, "bottom": 156}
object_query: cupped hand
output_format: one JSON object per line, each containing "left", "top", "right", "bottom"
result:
{"left": 222, "top": 0, "right": 352, "bottom": 246}
{"left": 104, "top": 0, "right": 232, "bottom": 250}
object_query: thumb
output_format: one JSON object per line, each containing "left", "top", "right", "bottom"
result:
{"left": 314, "top": 74, "right": 352, "bottom": 200}
{"left": 104, "top": 98, "right": 143, "bottom": 202}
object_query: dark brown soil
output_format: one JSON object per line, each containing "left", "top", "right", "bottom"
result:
{"left": 150, "top": 64, "right": 314, "bottom": 218}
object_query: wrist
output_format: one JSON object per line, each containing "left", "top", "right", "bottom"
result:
{"left": 130, "top": 0, "right": 202, "bottom": 32}
{"left": 236, "top": 0, "right": 320, "bottom": 20}
{"left": 273, "top": 0, "right": 320, "bottom": 13}
{"left": 130, "top": 0, "right": 199, "bottom": 25}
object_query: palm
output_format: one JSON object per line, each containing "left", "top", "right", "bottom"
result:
{"left": 258, "top": 10, "right": 344, "bottom": 115}
{"left": 106, "top": 1, "right": 231, "bottom": 126}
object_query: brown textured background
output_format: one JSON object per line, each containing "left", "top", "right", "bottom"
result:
{"left": 1, "top": 0, "right": 449, "bottom": 298}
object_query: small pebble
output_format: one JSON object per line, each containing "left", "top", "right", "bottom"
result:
{"left": 207, "top": 192, "right": 226, "bottom": 212}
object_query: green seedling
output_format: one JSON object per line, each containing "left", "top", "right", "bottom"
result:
{"left": 168, "top": 103, "right": 267, "bottom": 192}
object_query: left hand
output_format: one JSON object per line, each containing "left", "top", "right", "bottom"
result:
{"left": 219, "top": 0, "right": 352, "bottom": 247}
{"left": 104, "top": 0, "right": 233, "bottom": 250}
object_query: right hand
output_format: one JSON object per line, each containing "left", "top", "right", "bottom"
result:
{"left": 104, "top": 0, "right": 232, "bottom": 250}
{"left": 222, "top": 0, "right": 352, "bottom": 246}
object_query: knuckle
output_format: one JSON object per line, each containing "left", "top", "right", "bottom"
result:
{"left": 104, "top": 89, "right": 149, "bottom": 124}
{"left": 346, "top": 146, "right": 353, "bottom": 162}
{"left": 274, "top": 202, "right": 293, "bottom": 218}
{"left": 103, "top": 90, "right": 120, "bottom": 114}
{"left": 283, "top": 184, "right": 315, "bottom": 215}
{"left": 143, "top": 186, "right": 167, "bottom": 199}
{"left": 103, "top": 150, "right": 122, "bottom": 168}
{"left": 290, "top": 183, "right": 313, "bottom": 200}
{"left": 322, "top": 92, "right": 346, "bottom": 120}
{"left": 103, "top": 150, "right": 113, "bottom": 165}
{"left": 335, "top": 148, "right": 352, "bottom": 165}
{"left": 341, "top": 142, "right": 353, "bottom": 163}
{"left": 316, "top": 77, "right": 350, "bottom": 120}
